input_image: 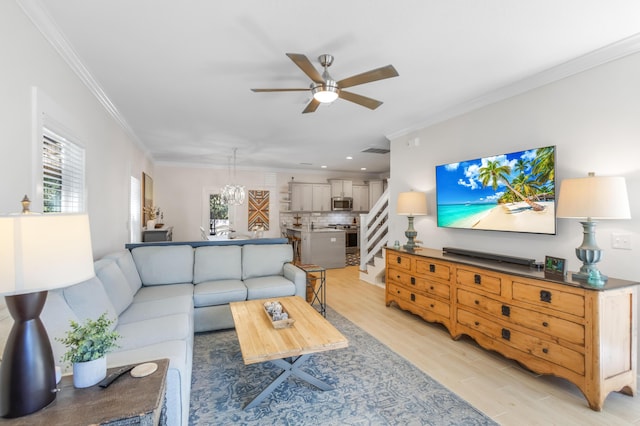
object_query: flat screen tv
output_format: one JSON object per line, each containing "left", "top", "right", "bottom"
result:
{"left": 435, "top": 145, "right": 556, "bottom": 235}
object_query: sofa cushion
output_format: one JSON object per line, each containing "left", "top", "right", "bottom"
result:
{"left": 62, "top": 276, "right": 118, "bottom": 329}
{"left": 40, "top": 289, "right": 81, "bottom": 373}
{"left": 193, "top": 245, "right": 242, "bottom": 284}
{"left": 104, "top": 250, "right": 142, "bottom": 293}
{"left": 193, "top": 279, "right": 246, "bottom": 307}
{"left": 115, "top": 313, "right": 192, "bottom": 351}
{"left": 242, "top": 244, "right": 293, "bottom": 280}
{"left": 119, "top": 296, "right": 194, "bottom": 325}
{"left": 94, "top": 258, "right": 134, "bottom": 315}
{"left": 131, "top": 245, "right": 194, "bottom": 285}
{"left": 133, "top": 283, "right": 194, "bottom": 303}
{"left": 243, "top": 275, "right": 296, "bottom": 299}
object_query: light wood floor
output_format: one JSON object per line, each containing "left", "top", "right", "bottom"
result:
{"left": 325, "top": 266, "right": 640, "bottom": 426}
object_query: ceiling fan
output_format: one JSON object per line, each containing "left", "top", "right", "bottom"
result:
{"left": 251, "top": 53, "right": 399, "bottom": 114}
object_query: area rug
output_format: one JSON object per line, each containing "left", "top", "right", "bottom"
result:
{"left": 346, "top": 252, "right": 360, "bottom": 266}
{"left": 189, "top": 307, "right": 497, "bottom": 425}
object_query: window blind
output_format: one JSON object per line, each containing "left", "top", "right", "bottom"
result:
{"left": 42, "top": 128, "right": 85, "bottom": 213}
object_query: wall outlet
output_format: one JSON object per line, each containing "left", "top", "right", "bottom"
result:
{"left": 611, "top": 233, "right": 632, "bottom": 250}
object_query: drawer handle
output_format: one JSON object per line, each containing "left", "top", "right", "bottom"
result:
{"left": 429, "top": 286, "right": 434, "bottom": 290}
{"left": 540, "top": 290, "right": 552, "bottom": 303}
{"left": 542, "top": 321, "right": 549, "bottom": 327}
{"left": 429, "top": 264, "right": 435, "bottom": 273}
{"left": 397, "top": 256, "right": 402, "bottom": 264}
{"left": 430, "top": 304, "right": 434, "bottom": 308}
{"left": 501, "top": 328, "right": 511, "bottom": 341}
{"left": 501, "top": 305, "right": 510, "bottom": 317}
{"left": 410, "top": 277, "right": 416, "bottom": 285}
{"left": 474, "top": 321, "right": 480, "bottom": 326}
{"left": 397, "top": 275, "right": 401, "bottom": 279}
{"left": 474, "top": 274, "right": 481, "bottom": 284}
{"left": 474, "top": 300, "right": 480, "bottom": 305}
{"left": 397, "top": 290, "right": 401, "bottom": 294}
{"left": 410, "top": 293, "right": 416, "bottom": 302}
{"left": 542, "top": 348, "right": 549, "bottom": 354}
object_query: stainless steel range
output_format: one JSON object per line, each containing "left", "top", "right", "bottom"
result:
{"left": 328, "top": 224, "right": 359, "bottom": 254}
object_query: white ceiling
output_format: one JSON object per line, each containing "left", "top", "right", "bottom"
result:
{"left": 23, "top": 0, "right": 640, "bottom": 174}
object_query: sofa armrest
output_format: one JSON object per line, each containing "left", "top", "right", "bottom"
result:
{"left": 283, "top": 263, "right": 307, "bottom": 299}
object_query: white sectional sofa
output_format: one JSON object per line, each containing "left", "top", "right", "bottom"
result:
{"left": 0, "top": 240, "right": 307, "bottom": 426}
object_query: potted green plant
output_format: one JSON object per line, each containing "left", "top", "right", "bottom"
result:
{"left": 57, "top": 312, "right": 120, "bottom": 388}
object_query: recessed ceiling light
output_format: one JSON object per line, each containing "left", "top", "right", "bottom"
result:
{"left": 321, "top": 165, "right": 327, "bottom": 169}
{"left": 346, "top": 156, "right": 353, "bottom": 160}
{"left": 361, "top": 167, "right": 367, "bottom": 171}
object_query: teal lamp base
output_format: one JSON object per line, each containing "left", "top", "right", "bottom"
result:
{"left": 403, "top": 216, "right": 418, "bottom": 251}
{"left": 572, "top": 220, "right": 607, "bottom": 287}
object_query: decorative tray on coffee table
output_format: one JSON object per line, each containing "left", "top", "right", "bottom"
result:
{"left": 263, "top": 300, "right": 295, "bottom": 329}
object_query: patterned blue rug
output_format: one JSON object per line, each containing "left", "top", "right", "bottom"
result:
{"left": 189, "top": 307, "right": 497, "bottom": 425}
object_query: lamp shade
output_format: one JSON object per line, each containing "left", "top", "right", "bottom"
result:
{"left": 0, "top": 213, "right": 94, "bottom": 295}
{"left": 397, "top": 191, "right": 428, "bottom": 216}
{"left": 556, "top": 175, "right": 631, "bottom": 219}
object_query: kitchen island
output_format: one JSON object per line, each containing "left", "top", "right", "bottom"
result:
{"left": 287, "top": 227, "right": 345, "bottom": 269}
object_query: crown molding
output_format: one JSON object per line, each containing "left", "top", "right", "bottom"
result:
{"left": 17, "top": 0, "right": 147, "bottom": 154}
{"left": 387, "top": 32, "right": 640, "bottom": 141}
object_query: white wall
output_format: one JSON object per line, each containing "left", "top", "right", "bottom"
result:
{"left": 153, "top": 164, "right": 381, "bottom": 241}
{"left": 389, "top": 51, "right": 640, "bottom": 282}
{"left": 0, "top": 2, "right": 150, "bottom": 258}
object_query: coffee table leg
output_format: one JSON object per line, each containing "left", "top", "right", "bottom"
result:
{"left": 244, "top": 354, "right": 333, "bottom": 410}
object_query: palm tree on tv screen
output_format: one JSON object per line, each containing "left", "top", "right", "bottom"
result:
{"left": 478, "top": 159, "right": 545, "bottom": 212}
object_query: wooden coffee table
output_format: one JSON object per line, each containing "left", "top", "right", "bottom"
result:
{"left": 229, "top": 296, "right": 348, "bottom": 409}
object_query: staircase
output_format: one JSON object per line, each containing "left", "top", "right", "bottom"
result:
{"left": 358, "top": 188, "right": 389, "bottom": 287}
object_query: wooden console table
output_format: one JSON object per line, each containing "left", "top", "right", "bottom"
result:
{"left": 0, "top": 359, "right": 168, "bottom": 425}
{"left": 385, "top": 247, "right": 638, "bottom": 411}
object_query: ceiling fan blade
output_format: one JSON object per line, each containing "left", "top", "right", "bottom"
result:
{"left": 286, "top": 53, "right": 325, "bottom": 84}
{"left": 302, "top": 98, "right": 321, "bottom": 114}
{"left": 337, "top": 65, "right": 399, "bottom": 89}
{"left": 339, "top": 91, "right": 383, "bottom": 110}
{"left": 251, "top": 88, "right": 309, "bottom": 92}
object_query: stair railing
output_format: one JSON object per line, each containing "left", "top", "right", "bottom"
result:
{"left": 359, "top": 187, "right": 389, "bottom": 270}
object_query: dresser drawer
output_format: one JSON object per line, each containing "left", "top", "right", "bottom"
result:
{"left": 388, "top": 283, "right": 450, "bottom": 318}
{"left": 415, "top": 259, "right": 451, "bottom": 281}
{"left": 457, "top": 289, "right": 585, "bottom": 346}
{"left": 457, "top": 268, "right": 502, "bottom": 295}
{"left": 512, "top": 281, "right": 585, "bottom": 318}
{"left": 388, "top": 268, "right": 450, "bottom": 300}
{"left": 388, "top": 252, "right": 412, "bottom": 271}
{"left": 457, "top": 308, "right": 585, "bottom": 375}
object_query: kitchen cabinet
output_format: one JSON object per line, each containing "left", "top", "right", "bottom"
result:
{"left": 290, "top": 183, "right": 331, "bottom": 212}
{"left": 352, "top": 185, "right": 369, "bottom": 211}
{"left": 312, "top": 184, "right": 331, "bottom": 212}
{"left": 301, "top": 229, "right": 345, "bottom": 269}
{"left": 329, "top": 179, "right": 352, "bottom": 198}
{"left": 290, "top": 183, "right": 312, "bottom": 211}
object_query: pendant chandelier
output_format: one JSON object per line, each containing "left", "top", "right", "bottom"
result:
{"left": 221, "top": 148, "right": 245, "bottom": 205}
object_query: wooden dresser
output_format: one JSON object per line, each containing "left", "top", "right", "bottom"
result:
{"left": 385, "top": 247, "right": 638, "bottom": 411}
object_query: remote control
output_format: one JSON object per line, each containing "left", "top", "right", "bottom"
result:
{"left": 98, "top": 365, "right": 135, "bottom": 388}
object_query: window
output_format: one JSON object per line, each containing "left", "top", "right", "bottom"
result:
{"left": 130, "top": 176, "right": 141, "bottom": 243}
{"left": 42, "top": 128, "right": 85, "bottom": 213}
{"left": 210, "top": 194, "right": 229, "bottom": 235}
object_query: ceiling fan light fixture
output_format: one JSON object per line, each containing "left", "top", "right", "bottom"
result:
{"left": 311, "top": 80, "right": 339, "bottom": 103}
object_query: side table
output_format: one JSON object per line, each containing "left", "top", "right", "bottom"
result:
{"left": 0, "top": 358, "right": 168, "bottom": 426}
{"left": 296, "top": 263, "right": 326, "bottom": 317}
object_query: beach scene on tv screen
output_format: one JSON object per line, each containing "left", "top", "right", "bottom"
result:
{"left": 436, "top": 146, "right": 555, "bottom": 234}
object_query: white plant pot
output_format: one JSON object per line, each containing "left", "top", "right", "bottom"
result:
{"left": 146, "top": 219, "right": 156, "bottom": 229}
{"left": 73, "top": 357, "right": 107, "bottom": 388}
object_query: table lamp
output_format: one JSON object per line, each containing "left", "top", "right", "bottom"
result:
{"left": 397, "top": 191, "right": 428, "bottom": 250}
{"left": 556, "top": 172, "right": 631, "bottom": 286}
{"left": 0, "top": 209, "right": 94, "bottom": 418}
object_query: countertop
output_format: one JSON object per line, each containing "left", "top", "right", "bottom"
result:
{"left": 286, "top": 227, "right": 345, "bottom": 233}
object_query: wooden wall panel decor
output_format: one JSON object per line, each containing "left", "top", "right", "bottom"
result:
{"left": 248, "top": 190, "right": 269, "bottom": 230}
